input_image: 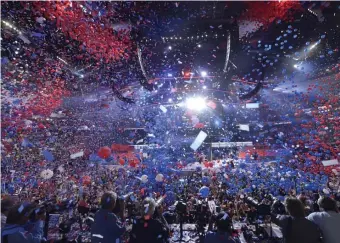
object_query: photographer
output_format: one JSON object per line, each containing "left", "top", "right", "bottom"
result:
{"left": 91, "top": 191, "right": 126, "bottom": 243}
{"left": 307, "top": 196, "right": 340, "bottom": 243}
{"left": 1, "top": 197, "right": 14, "bottom": 229}
{"left": 271, "top": 197, "right": 322, "bottom": 243}
{"left": 77, "top": 194, "right": 90, "bottom": 216}
{"left": 1, "top": 203, "right": 45, "bottom": 243}
{"left": 129, "top": 197, "right": 170, "bottom": 243}
{"left": 204, "top": 211, "right": 236, "bottom": 243}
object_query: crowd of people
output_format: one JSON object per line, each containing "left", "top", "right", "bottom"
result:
{"left": 1, "top": 155, "right": 340, "bottom": 243}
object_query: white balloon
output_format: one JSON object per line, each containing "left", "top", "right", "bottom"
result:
{"left": 155, "top": 174, "right": 164, "bottom": 182}
{"left": 141, "top": 175, "right": 148, "bottom": 183}
{"left": 24, "top": 120, "right": 33, "bottom": 126}
{"left": 57, "top": 166, "right": 65, "bottom": 173}
{"left": 36, "top": 17, "right": 46, "bottom": 24}
{"left": 322, "top": 188, "right": 330, "bottom": 194}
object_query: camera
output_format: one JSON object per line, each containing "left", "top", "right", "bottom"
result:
{"left": 244, "top": 197, "right": 271, "bottom": 216}
{"left": 112, "top": 192, "right": 134, "bottom": 215}
{"left": 175, "top": 200, "right": 187, "bottom": 215}
{"left": 271, "top": 200, "right": 286, "bottom": 215}
{"left": 59, "top": 217, "right": 77, "bottom": 235}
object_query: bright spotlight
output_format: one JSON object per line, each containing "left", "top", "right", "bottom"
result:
{"left": 201, "top": 71, "right": 207, "bottom": 77}
{"left": 167, "top": 73, "right": 173, "bottom": 77}
{"left": 168, "top": 46, "right": 172, "bottom": 50}
{"left": 293, "top": 64, "right": 298, "bottom": 68}
{"left": 185, "top": 97, "right": 206, "bottom": 111}
{"left": 203, "top": 86, "right": 207, "bottom": 89}
{"left": 197, "top": 44, "right": 201, "bottom": 48}
{"left": 168, "top": 98, "right": 173, "bottom": 102}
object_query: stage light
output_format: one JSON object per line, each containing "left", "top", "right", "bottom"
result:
{"left": 185, "top": 97, "right": 206, "bottom": 111}
{"left": 201, "top": 71, "right": 207, "bottom": 77}
{"left": 168, "top": 98, "right": 173, "bottom": 102}
{"left": 168, "top": 46, "right": 172, "bottom": 50}
{"left": 294, "top": 64, "right": 298, "bottom": 68}
{"left": 203, "top": 86, "right": 207, "bottom": 89}
{"left": 198, "top": 44, "right": 201, "bottom": 48}
{"left": 309, "top": 42, "right": 318, "bottom": 50}
{"left": 167, "top": 73, "right": 173, "bottom": 77}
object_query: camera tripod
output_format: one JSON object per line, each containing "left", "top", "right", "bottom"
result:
{"left": 173, "top": 213, "right": 191, "bottom": 242}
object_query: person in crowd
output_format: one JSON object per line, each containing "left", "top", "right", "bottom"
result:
{"left": 246, "top": 206, "right": 257, "bottom": 223}
{"left": 271, "top": 197, "right": 322, "bottom": 243}
{"left": 204, "top": 211, "right": 236, "bottom": 243}
{"left": 1, "top": 197, "right": 14, "bottom": 229}
{"left": 1, "top": 203, "right": 45, "bottom": 243}
{"left": 307, "top": 196, "right": 340, "bottom": 243}
{"left": 298, "top": 194, "right": 312, "bottom": 215}
{"left": 78, "top": 194, "right": 90, "bottom": 216}
{"left": 129, "top": 197, "right": 170, "bottom": 243}
{"left": 311, "top": 193, "right": 320, "bottom": 212}
{"left": 91, "top": 191, "right": 126, "bottom": 243}
{"left": 271, "top": 199, "right": 286, "bottom": 216}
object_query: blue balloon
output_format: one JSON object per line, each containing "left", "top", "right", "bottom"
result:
{"left": 199, "top": 186, "right": 210, "bottom": 198}
{"left": 21, "top": 138, "right": 34, "bottom": 147}
{"left": 164, "top": 191, "right": 176, "bottom": 205}
{"left": 43, "top": 150, "right": 54, "bottom": 162}
{"left": 8, "top": 184, "right": 15, "bottom": 194}
{"left": 89, "top": 153, "right": 101, "bottom": 161}
{"left": 202, "top": 176, "right": 210, "bottom": 185}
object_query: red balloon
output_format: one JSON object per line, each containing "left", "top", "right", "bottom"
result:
{"left": 129, "top": 160, "right": 136, "bottom": 168}
{"left": 119, "top": 158, "right": 125, "bottom": 165}
{"left": 38, "top": 123, "right": 46, "bottom": 129}
{"left": 98, "top": 146, "right": 111, "bottom": 159}
{"left": 194, "top": 123, "right": 205, "bottom": 129}
{"left": 82, "top": 175, "right": 91, "bottom": 185}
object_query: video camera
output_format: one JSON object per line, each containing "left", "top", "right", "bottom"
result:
{"left": 112, "top": 192, "right": 134, "bottom": 215}
{"left": 244, "top": 197, "right": 271, "bottom": 216}
{"left": 59, "top": 217, "right": 77, "bottom": 235}
{"left": 175, "top": 200, "right": 187, "bottom": 215}
{"left": 194, "top": 199, "right": 209, "bottom": 213}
